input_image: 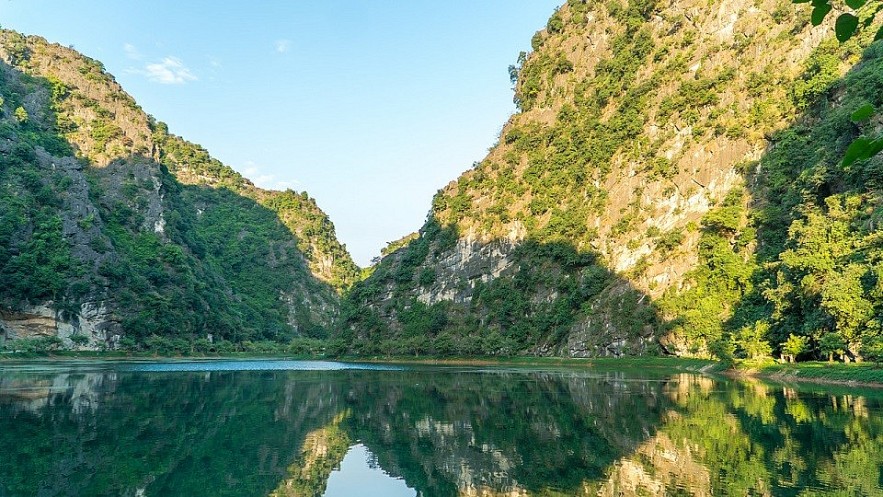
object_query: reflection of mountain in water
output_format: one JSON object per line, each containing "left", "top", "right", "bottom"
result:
{"left": 269, "top": 411, "right": 353, "bottom": 497}
{"left": 597, "top": 375, "right": 883, "bottom": 496}
{"left": 345, "top": 371, "right": 669, "bottom": 497}
{"left": 1, "top": 367, "right": 882, "bottom": 496}
{"left": 0, "top": 370, "right": 344, "bottom": 497}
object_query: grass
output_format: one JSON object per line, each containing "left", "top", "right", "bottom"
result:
{"left": 737, "top": 360, "right": 883, "bottom": 386}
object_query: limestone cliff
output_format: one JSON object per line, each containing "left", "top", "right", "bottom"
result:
{"left": 0, "top": 30, "right": 357, "bottom": 349}
{"left": 340, "top": 0, "right": 881, "bottom": 357}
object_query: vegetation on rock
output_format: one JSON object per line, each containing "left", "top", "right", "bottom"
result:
{"left": 339, "top": 0, "right": 883, "bottom": 362}
{"left": 7, "top": 0, "right": 883, "bottom": 361}
{"left": 0, "top": 30, "right": 357, "bottom": 350}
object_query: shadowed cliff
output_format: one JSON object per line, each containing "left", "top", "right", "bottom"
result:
{"left": 0, "top": 33, "right": 354, "bottom": 348}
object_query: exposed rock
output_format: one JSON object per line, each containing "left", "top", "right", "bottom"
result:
{"left": 344, "top": 0, "right": 851, "bottom": 356}
{"left": 0, "top": 305, "right": 58, "bottom": 341}
{"left": 0, "top": 29, "right": 353, "bottom": 349}
{"left": 0, "top": 301, "right": 119, "bottom": 350}
{"left": 414, "top": 239, "right": 518, "bottom": 306}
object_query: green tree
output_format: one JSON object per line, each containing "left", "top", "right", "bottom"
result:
{"left": 738, "top": 321, "right": 773, "bottom": 360}
{"left": 771, "top": 200, "right": 876, "bottom": 362}
{"left": 861, "top": 333, "right": 883, "bottom": 366}
{"left": 781, "top": 334, "right": 809, "bottom": 363}
{"left": 821, "top": 263, "right": 875, "bottom": 360}
{"left": 13, "top": 105, "right": 27, "bottom": 123}
{"left": 818, "top": 332, "right": 847, "bottom": 362}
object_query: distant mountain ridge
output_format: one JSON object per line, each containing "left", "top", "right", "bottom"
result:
{"left": 0, "top": 30, "right": 358, "bottom": 349}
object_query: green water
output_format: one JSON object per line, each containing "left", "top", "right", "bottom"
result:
{"left": 0, "top": 360, "right": 881, "bottom": 496}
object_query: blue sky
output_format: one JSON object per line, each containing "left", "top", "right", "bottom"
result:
{"left": 1, "top": 1, "right": 561, "bottom": 265}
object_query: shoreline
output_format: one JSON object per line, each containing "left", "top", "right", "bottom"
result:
{"left": 728, "top": 366, "right": 883, "bottom": 389}
{"left": 0, "top": 353, "right": 715, "bottom": 369}
{"left": 5, "top": 352, "right": 883, "bottom": 390}
{"left": 351, "top": 355, "right": 719, "bottom": 370}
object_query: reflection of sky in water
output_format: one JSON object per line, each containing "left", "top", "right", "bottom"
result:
{"left": 0, "top": 359, "right": 406, "bottom": 374}
{"left": 324, "top": 444, "right": 416, "bottom": 497}
{"left": 123, "top": 360, "right": 405, "bottom": 373}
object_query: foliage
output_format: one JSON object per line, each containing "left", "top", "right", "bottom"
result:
{"left": 737, "top": 321, "right": 773, "bottom": 359}
{"left": 0, "top": 63, "right": 80, "bottom": 309}
{"left": 792, "top": 0, "right": 883, "bottom": 43}
{"left": 782, "top": 333, "right": 810, "bottom": 362}
{"left": 819, "top": 332, "right": 848, "bottom": 361}
{"left": 13, "top": 105, "right": 27, "bottom": 123}
{"left": 1, "top": 336, "right": 63, "bottom": 355}
{"left": 0, "top": 32, "right": 351, "bottom": 351}
{"left": 861, "top": 333, "right": 883, "bottom": 365}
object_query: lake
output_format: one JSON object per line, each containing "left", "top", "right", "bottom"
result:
{"left": 0, "top": 359, "right": 881, "bottom": 496}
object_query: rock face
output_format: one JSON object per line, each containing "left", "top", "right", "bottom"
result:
{"left": 0, "top": 306, "right": 60, "bottom": 341}
{"left": 413, "top": 238, "right": 519, "bottom": 306}
{"left": 0, "top": 302, "right": 118, "bottom": 350}
{"left": 0, "top": 30, "right": 358, "bottom": 349}
{"left": 341, "top": 0, "right": 866, "bottom": 356}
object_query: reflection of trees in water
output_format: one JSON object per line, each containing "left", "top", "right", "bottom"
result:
{"left": 344, "top": 371, "right": 671, "bottom": 497}
{"left": 597, "top": 376, "right": 883, "bottom": 496}
{"left": 0, "top": 369, "right": 882, "bottom": 497}
{"left": 0, "top": 371, "right": 345, "bottom": 497}
{"left": 269, "top": 411, "right": 352, "bottom": 497}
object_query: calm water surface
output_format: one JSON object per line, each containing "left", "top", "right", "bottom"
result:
{"left": 0, "top": 359, "right": 881, "bottom": 496}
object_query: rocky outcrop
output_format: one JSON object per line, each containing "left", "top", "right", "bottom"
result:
{"left": 413, "top": 238, "right": 518, "bottom": 306}
{"left": 0, "top": 306, "right": 59, "bottom": 341}
{"left": 0, "top": 302, "right": 119, "bottom": 349}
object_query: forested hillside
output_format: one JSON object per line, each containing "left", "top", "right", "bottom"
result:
{"left": 339, "top": 0, "right": 883, "bottom": 361}
{"left": 0, "top": 30, "right": 358, "bottom": 351}
{"left": 5, "top": 0, "right": 883, "bottom": 361}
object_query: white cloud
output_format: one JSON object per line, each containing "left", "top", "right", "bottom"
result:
{"left": 274, "top": 39, "right": 292, "bottom": 54}
{"left": 142, "top": 57, "right": 197, "bottom": 85}
{"left": 123, "top": 43, "right": 142, "bottom": 60}
{"left": 241, "top": 161, "right": 299, "bottom": 191}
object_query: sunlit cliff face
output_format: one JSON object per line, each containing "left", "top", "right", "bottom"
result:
{"left": 269, "top": 412, "right": 352, "bottom": 497}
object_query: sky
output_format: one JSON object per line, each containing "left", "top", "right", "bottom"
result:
{"left": 0, "top": 1, "right": 562, "bottom": 266}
